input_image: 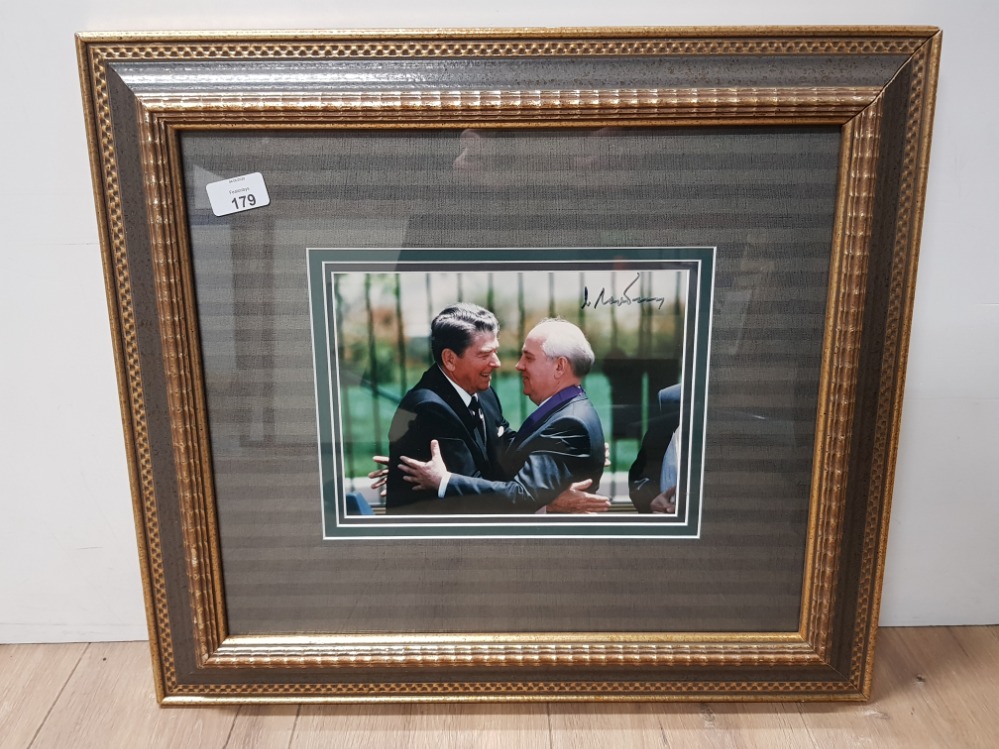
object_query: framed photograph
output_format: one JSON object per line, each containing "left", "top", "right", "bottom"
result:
{"left": 309, "top": 247, "right": 713, "bottom": 538}
{"left": 77, "top": 26, "right": 941, "bottom": 702}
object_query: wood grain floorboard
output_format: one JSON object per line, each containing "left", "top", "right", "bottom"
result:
{"left": 666, "top": 702, "right": 817, "bottom": 749}
{"left": 224, "top": 705, "right": 299, "bottom": 749}
{"left": 27, "top": 642, "right": 237, "bottom": 749}
{"left": 2, "top": 628, "right": 997, "bottom": 749}
{"left": 796, "top": 627, "right": 997, "bottom": 748}
{"left": 890, "top": 626, "right": 999, "bottom": 748}
{"left": 547, "top": 700, "right": 818, "bottom": 748}
{"left": 293, "top": 703, "right": 549, "bottom": 749}
{"left": 548, "top": 703, "right": 673, "bottom": 749}
{"left": 0, "top": 642, "right": 86, "bottom": 749}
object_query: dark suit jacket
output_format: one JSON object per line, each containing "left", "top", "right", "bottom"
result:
{"left": 628, "top": 405, "right": 681, "bottom": 513}
{"left": 386, "top": 366, "right": 510, "bottom": 514}
{"left": 443, "top": 391, "right": 605, "bottom": 514}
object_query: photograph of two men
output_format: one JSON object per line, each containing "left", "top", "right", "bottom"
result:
{"left": 309, "top": 249, "right": 712, "bottom": 538}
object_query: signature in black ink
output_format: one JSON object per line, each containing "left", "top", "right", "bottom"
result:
{"left": 581, "top": 273, "right": 666, "bottom": 310}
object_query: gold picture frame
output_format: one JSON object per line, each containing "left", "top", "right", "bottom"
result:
{"left": 77, "top": 26, "right": 941, "bottom": 703}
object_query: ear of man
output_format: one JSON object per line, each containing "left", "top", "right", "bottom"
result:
{"left": 554, "top": 356, "right": 569, "bottom": 380}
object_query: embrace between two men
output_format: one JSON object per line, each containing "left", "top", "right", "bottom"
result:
{"left": 383, "top": 303, "right": 610, "bottom": 515}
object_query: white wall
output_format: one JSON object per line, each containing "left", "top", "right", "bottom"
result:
{"left": 1, "top": 1, "right": 994, "bottom": 642}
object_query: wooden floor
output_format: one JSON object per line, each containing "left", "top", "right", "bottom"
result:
{"left": 3, "top": 627, "right": 998, "bottom": 748}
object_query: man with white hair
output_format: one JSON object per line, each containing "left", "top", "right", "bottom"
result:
{"left": 399, "top": 318, "right": 606, "bottom": 514}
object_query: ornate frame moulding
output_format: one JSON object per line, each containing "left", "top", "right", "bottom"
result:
{"left": 77, "top": 27, "right": 941, "bottom": 703}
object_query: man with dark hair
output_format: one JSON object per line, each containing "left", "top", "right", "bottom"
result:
{"left": 398, "top": 319, "right": 606, "bottom": 514}
{"left": 385, "top": 303, "right": 505, "bottom": 513}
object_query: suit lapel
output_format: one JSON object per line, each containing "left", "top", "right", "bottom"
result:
{"left": 478, "top": 390, "right": 505, "bottom": 455}
{"left": 513, "top": 393, "right": 584, "bottom": 448}
{"left": 424, "top": 366, "right": 490, "bottom": 465}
